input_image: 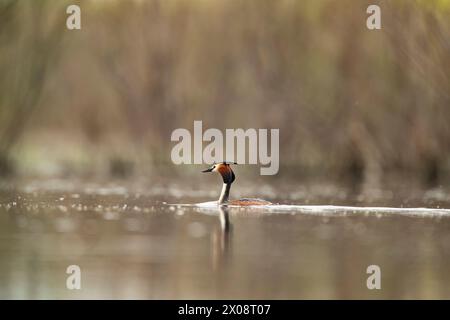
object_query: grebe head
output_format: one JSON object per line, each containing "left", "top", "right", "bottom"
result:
{"left": 202, "top": 162, "right": 236, "bottom": 184}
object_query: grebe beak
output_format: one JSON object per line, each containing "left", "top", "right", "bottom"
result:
{"left": 202, "top": 167, "right": 213, "bottom": 173}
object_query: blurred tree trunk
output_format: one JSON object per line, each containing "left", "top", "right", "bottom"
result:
{"left": 0, "top": 0, "right": 64, "bottom": 176}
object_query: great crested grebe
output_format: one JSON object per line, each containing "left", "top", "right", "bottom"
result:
{"left": 202, "top": 162, "right": 272, "bottom": 206}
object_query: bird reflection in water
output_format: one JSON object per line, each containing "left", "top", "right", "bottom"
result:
{"left": 211, "top": 205, "right": 231, "bottom": 271}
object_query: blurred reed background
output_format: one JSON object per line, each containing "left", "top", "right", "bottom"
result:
{"left": 0, "top": 0, "right": 449, "bottom": 187}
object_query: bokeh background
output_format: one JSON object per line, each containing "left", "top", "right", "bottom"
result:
{"left": 0, "top": 0, "right": 449, "bottom": 188}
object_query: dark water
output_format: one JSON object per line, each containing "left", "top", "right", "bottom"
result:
{"left": 0, "top": 179, "right": 450, "bottom": 299}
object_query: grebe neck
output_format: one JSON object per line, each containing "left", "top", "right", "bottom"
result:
{"left": 218, "top": 183, "right": 231, "bottom": 204}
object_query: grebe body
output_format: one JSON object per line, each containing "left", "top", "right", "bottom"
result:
{"left": 227, "top": 198, "right": 272, "bottom": 206}
{"left": 202, "top": 162, "right": 272, "bottom": 206}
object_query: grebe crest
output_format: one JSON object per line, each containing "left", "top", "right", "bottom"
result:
{"left": 202, "top": 162, "right": 272, "bottom": 206}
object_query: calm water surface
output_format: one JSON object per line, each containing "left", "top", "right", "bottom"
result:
{"left": 0, "top": 179, "right": 449, "bottom": 299}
